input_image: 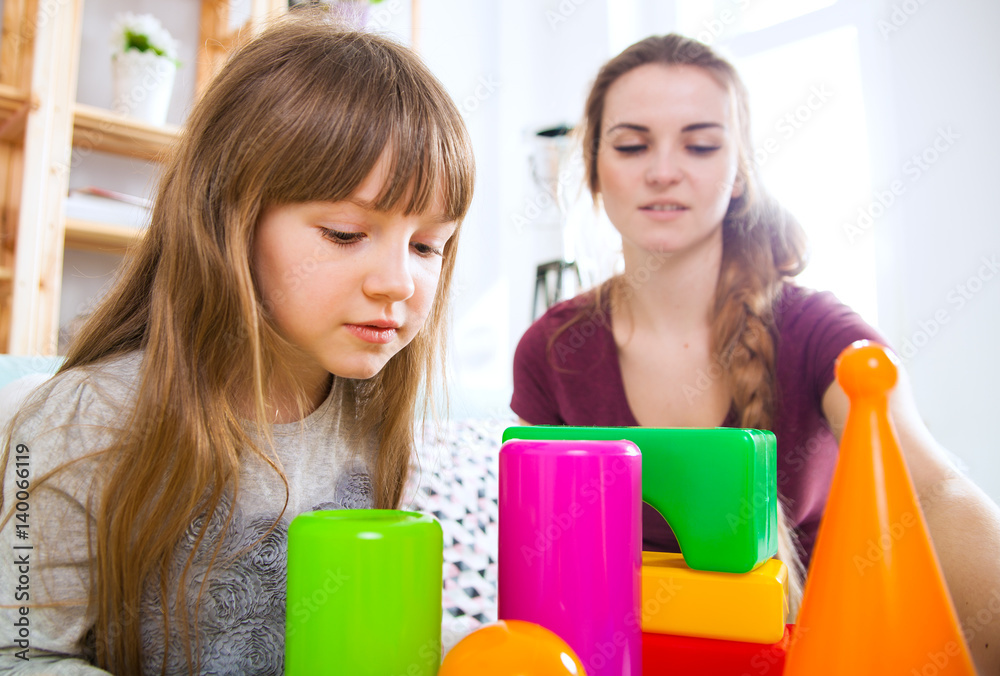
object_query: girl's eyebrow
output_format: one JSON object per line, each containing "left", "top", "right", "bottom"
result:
{"left": 343, "top": 197, "right": 453, "bottom": 226}
{"left": 605, "top": 121, "right": 726, "bottom": 134}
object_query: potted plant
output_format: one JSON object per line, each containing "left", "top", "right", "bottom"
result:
{"left": 110, "top": 13, "right": 180, "bottom": 126}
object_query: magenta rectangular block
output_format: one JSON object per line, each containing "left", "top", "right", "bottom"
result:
{"left": 498, "top": 438, "right": 642, "bottom": 676}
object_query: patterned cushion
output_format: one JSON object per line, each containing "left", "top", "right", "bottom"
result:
{"left": 403, "top": 415, "right": 513, "bottom": 652}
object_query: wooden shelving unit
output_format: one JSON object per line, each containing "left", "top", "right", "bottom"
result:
{"left": 1, "top": 0, "right": 286, "bottom": 354}
{"left": 72, "top": 103, "right": 181, "bottom": 161}
{"left": 3, "top": 0, "right": 418, "bottom": 355}
{"left": 64, "top": 218, "right": 144, "bottom": 254}
{"left": 0, "top": 83, "right": 30, "bottom": 141}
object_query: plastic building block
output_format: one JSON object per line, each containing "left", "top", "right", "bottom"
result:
{"left": 499, "top": 439, "right": 641, "bottom": 676}
{"left": 784, "top": 342, "right": 975, "bottom": 675}
{"left": 285, "top": 510, "right": 443, "bottom": 676}
{"left": 641, "top": 551, "right": 787, "bottom": 643}
{"left": 643, "top": 625, "right": 795, "bottom": 675}
{"left": 502, "top": 426, "right": 776, "bottom": 573}
{"left": 440, "top": 620, "right": 587, "bottom": 675}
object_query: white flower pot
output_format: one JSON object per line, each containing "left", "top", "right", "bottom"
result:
{"left": 111, "top": 49, "right": 176, "bottom": 126}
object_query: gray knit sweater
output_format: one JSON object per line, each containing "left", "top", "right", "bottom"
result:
{"left": 0, "top": 352, "right": 373, "bottom": 674}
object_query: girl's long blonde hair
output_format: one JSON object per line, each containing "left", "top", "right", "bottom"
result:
{"left": 576, "top": 34, "right": 809, "bottom": 613}
{"left": 2, "top": 13, "right": 474, "bottom": 673}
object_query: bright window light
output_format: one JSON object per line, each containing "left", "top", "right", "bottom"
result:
{"left": 677, "top": 0, "right": 837, "bottom": 42}
{"left": 733, "top": 26, "right": 879, "bottom": 327}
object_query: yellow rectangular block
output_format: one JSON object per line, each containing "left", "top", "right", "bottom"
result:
{"left": 641, "top": 551, "right": 787, "bottom": 644}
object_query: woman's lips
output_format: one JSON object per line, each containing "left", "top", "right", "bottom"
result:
{"left": 639, "top": 204, "right": 688, "bottom": 220}
{"left": 345, "top": 324, "right": 397, "bottom": 344}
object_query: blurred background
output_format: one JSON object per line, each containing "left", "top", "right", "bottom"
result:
{"left": 55, "top": 0, "right": 1000, "bottom": 502}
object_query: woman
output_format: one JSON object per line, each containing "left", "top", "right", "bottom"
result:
{"left": 511, "top": 34, "right": 1000, "bottom": 672}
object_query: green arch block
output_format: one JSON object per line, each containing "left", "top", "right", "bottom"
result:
{"left": 501, "top": 426, "right": 777, "bottom": 574}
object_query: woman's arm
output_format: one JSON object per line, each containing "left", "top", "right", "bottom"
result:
{"left": 822, "top": 373, "right": 1000, "bottom": 674}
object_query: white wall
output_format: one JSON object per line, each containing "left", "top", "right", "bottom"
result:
{"left": 874, "top": 0, "right": 1000, "bottom": 502}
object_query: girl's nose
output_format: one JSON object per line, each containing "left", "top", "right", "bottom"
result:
{"left": 362, "top": 242, "right": 415, "bottom": 302}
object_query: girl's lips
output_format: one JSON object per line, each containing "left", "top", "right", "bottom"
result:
{"left": 345, "top": 324, "right": 397, "bottom": 344}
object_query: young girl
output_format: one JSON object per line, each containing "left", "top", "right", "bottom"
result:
{"left": 0, "top": 13, "right": 474, "bottom": 675}
{"left": 511, "top": 34, "right": 1000, "bottom": 671}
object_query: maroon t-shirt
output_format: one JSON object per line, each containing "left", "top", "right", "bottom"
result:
{"left": 510, "top": 283, "right": 887, "bottom": 570}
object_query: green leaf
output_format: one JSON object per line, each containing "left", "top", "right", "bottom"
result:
{"left": 124, "top": 29, "right": 166, "bottom": 57}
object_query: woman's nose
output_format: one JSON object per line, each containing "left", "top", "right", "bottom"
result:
{"left": 645, "top": 149, "right": 683, "bottom": 186}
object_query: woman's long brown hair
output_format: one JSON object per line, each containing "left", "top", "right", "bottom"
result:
{"left": 572, "top": 34, "right": 809, "bottom": 613}
{"left": 1, "top": 12, "right": 474, "bottom": 673}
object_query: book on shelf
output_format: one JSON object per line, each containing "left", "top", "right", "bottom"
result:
{"left": 64, "top": 187, "right": 152, "bottom": 229}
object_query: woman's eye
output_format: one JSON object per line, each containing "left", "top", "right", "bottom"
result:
{"left": 412, "top": 242, "right": 443, "bottom": 257}
{"left": 688, "top": 145, "right": 721, "bottom": 154}
{"left": 320, "top": 228, "right": 364, "bottom": 245}
{"left": 614, "top": 144, "right": 647, "bottom": 154}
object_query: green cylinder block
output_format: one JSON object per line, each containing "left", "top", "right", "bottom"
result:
{"left": 285, "top": 510, "right": 443, "bottom": 675}
{"left": 502, "top": 426, "right": 777, "bottom": 573}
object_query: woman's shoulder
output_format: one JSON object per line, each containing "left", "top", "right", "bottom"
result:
{"left": 774, "top": 283, "right": 874, "bottom": 335}
{"left": 523, "top": 291, "right": 607, "bottom": 341}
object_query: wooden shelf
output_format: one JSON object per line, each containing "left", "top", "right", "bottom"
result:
{"left": 72, "top": 103, "right": 181, "bottom": 161}
{"left": 0, "top": 83, "right": 28, "bottom": 114}
{"left": 64, "top": 217, "right": 144, "bottom": 254}
{"left": 0, "top": 83, "right": 30, "bottom": 140}
{"left": 0, "top": 266, "right": 12, "bottom": 282}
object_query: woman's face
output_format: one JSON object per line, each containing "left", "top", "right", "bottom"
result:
{"left": 596, "top": 63, "right": 741, "bottom": 262}
{"left": 253, "top": 154, "right": 456, "bottom": 396}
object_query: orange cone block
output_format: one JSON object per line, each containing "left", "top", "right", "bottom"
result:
{"left": 784, "top": 341, "right": 975, "bottom": 675}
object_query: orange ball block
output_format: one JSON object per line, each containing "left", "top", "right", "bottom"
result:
{"left": 643, "top": 625, "right": 795, "bottom": 676}
{"left": 440, "top": 620, "right": 587, "bottom": 676}
{"left": 784, "top": 342, "right": 976, "bottom": 675}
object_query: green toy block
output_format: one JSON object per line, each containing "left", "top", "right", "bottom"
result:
{"left": 501, "top": 426, "right": 777, "bottom": 574}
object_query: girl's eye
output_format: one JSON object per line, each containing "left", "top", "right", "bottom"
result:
{"left": 688, "top": 145, "right": 721, "bottom": 155}
{"left": 320, "top": 228, "right": 364, "bottom": 245}
{"left": 412, "top": 242, "right": 443, "bottom": 257}
{"left": 614, "top": 144, "right": 647, "bottom": 154}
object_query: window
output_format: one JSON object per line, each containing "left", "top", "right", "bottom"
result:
{"left": 672, "top": 0, "right": 881, "bottom": 326}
